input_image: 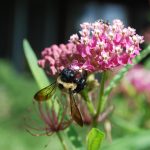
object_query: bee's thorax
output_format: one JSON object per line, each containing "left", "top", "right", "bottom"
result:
{"left": 57, "top": 76, "right": 77, "bottom": 91}
{"left": 58, "top": 68, "right": 87, "bottom": 93}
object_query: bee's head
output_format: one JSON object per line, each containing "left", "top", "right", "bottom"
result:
{"left": 60, "top": 68, "right": 75, "bottom": 83}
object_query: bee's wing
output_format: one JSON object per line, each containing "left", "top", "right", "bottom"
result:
{"left": 34, "top": 82, "right": 57, "bottom": 102}
{"left": 69, "top": 91, "right": 83, "bottom": 127}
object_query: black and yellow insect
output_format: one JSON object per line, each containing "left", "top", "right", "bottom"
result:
{"left": 34, "top": 68, "right": 87, "bottom": 126}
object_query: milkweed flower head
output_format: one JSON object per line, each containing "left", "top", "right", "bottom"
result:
{"left": 69, "top": 19, "right": 144, "bottom": 72}
{"left": 38, "top": 19, "right": 144, "bottom": 76}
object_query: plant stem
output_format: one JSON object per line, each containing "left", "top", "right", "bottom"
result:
{"left": 81, "top": 89, "right": 96, "bottom": 115}
{"left": 57, "top": 132, "right": 68, "bottom": 150}
{"left": 95, "top": 71, "right": 106, "bottom": 119}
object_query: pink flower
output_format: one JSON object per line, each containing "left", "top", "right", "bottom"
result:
{"left": 69, "top": 19, "right": 144, "bottom": 72}
{"left": 126, "top": 65, "right": 150, "bottom": 93}
{"left": 38, "top": 19, "right": 144, "bottom": 76}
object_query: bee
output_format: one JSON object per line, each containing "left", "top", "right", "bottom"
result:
{"left": 34, "top": 68, "right": 87, "bottom": 127}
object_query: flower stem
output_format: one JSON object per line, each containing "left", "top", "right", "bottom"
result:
{"left": 81, "top": 89, "right": 96, "bottom": 115}
{"left": 95, "top": 71, "right": 106, "bottom": 119}
{"left": 57, "top": 132, "right": 68, "bottom": 150}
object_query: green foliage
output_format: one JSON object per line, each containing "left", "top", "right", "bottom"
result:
{"left": 102, "top": 130, "right": 150, "bottom": 150}
{"left": 87, "top": 128, "right": 105, "bottom": 150}
{"left": 66, "top": 126, "right": 83, "bottom": 149}
{"left": 0, "top": 60, "right": 37, "bottom": 120}
{"left": 0, "top": 60, "right": 53, "bottom": 150}
{"left": 144, "top": 57, "right": 150, "bottom": 69}
{"left": 23, "top": 39, "right": 50, "bottom": 88}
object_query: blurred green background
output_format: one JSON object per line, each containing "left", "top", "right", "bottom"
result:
{"left": 0, "top": 60, "right": 64, "bottom": 150}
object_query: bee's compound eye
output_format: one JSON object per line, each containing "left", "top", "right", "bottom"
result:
{"left": 58, "top": 84, "right": 64, "bottom": 89}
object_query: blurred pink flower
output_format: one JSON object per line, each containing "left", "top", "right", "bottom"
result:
{"left": 38, "top": 43, "right": 79, "bottom": 75}
{"left": 69, "top": 19, "right": 144, "bottom": 72}
{"left": 126, "top": 65, "right": 150, "bottom": 93}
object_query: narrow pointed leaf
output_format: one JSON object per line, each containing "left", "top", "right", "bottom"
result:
{"left": 23, "top": 39, "right": 50, "bottom": 88}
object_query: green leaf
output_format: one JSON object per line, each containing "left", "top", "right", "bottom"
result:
{"left": 144, "top": 58, "right": 150, "bottom": 69}
{"left": 87, "top": 128, "right": 105, "bottom": 150}
{"left": 23, "top": 39, "right": 50, "bottom": 88}
{"left": 112, "top": 116, "right": 141, "bottom": 133}
{"left": 66, "top": 126, "right": 83, "bottom": 149}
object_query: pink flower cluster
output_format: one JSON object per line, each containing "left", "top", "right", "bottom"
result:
{"left": 38, "top": 19, "right": 144, "bottom": 75}
{"left": 38, "top": 43, "right": 77, "bottom": 75}
{"left": 69, "top": 19, "right": 144, "bottom": 72}
{"left": 126, "top": 65, "right": 150, "bottom": 93}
